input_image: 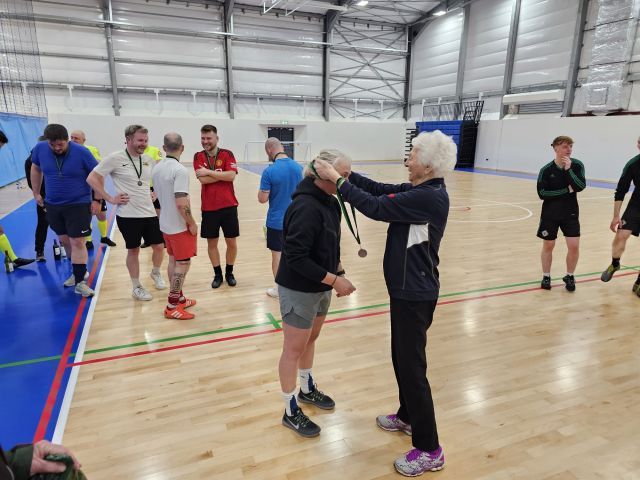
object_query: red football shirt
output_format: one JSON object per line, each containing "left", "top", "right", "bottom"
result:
{"left": 193, "top": 148, "right": 239, "bottom": 212}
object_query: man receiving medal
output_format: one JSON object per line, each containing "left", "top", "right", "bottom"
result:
{"left": 87, "top": 124, "right": 167, "bottom": 302}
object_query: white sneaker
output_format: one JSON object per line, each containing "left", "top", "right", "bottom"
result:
{"left": 266, "top": 286, "right": 279, "bottom": 298}
{"left": 149, "top": 271, "right": 167, "bottom": 290}
{"left": 74, "top": 281, "right": 95, "bottom": 297}
{"left": 63, "top": 271, "right": 88, "bottom": 287}
{"left": 132, "top": 286, "right": 153, "bottom": 301}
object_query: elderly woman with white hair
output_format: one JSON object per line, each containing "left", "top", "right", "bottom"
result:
{"left": 276, "top": 149, "right": 357, "bottom": 438}
{"left": 314, "top": 130, "right": 457, "bottom": 477}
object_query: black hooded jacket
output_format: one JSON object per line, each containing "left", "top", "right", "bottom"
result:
{"left": 276, "top": 177, "right": 341, "bottom": 293}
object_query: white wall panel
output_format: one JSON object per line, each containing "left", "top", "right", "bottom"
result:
{"left": 112, "top": 0, "right": 223, "bottom": 32}
{"left": 116, "top": 63, "right": 225, "bottom": 90}
{"left": 475, "top": 115, "right": 640, "bottom": 182}
{"left": 235, "top": 99, "right": 323, "bottom": 122}
{"left": 233, "top": 13, "right": 323, "bottom": 42}
{"left": 33, "top": 0, "right": 101, "bottom": 21}
{"left": 233, "top": 43, "right": 322, "bottom": 74}
{"left": 234, "top": 71, "right": 321, "bottom": 96}
{"left": 35, "top": 23, "right": 105, "bottom": 58}
{"left": 411, "top": 12, "right": 463, "bottom": 100}
{"left": 511, "top": 0, "right": 579, "bottom": 87}
{"left": 39, "top": 57, "right": 110, "bottom": 85}
{"left": 463, "top": 0, "right": 511, "bottom": 94}
{"left": 112, "top": 31, "right": 224, "bottom": 66}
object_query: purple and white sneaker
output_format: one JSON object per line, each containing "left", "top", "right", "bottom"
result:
{"left": 394, "top": 446, "right": 445, "bottom": 477}
{"left": 376, "top": 414, "right": 412, "bottom": 436}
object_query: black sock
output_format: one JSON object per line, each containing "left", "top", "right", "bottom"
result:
{"left": 226, "top": 264, "right": 234, "bottom": 275}
{"left": 612, "top": 257, "right": 620, "bottom": 268}
{"left": 213, "top": 265, "right": 222, "bottom": 277}
{"left": 73, "top": 263, "right": 87, "bottom": 284}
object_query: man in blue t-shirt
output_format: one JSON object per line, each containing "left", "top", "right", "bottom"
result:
{"left": 30, "top": 124, "right": 100, "bottom": 297}
{"left": 258, "top": 137, "right": 303, "bottom": 298}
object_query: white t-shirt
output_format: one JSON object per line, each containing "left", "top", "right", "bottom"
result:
{"left": 93, "top": 150, "right": 157, "bottom": 218}
{"left": 151, "top": 157, "right": 190, "bottom": 234}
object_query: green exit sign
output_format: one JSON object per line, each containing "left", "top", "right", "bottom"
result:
{"left": 281, "top": 120, "right": 289, "bottom": 125}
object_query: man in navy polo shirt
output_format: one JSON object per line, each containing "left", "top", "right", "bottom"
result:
{"left": 30, "top": 124, "right": 100, "bottom": 297}
{"left": 258, "top": 137, "right": 303, "bottom": 298}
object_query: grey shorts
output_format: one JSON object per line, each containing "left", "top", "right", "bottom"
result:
{"left": 278, "top": 285, "right": 332, "bottom": 329}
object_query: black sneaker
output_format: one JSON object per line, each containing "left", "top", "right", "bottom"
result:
{"left": 101, "top": 237, "right": 116, "bottom": 247}
{"left": 211, "top": 275, "right": 223, "bottom": 289}
{"left": 541, "top": 276, "right": 551, "bottom": 290}
{"left": 282, "top": 409, "right": 321, "bottom": 438}
{"left": 36, "top": 251, "right": 46, "bottom": 262}
{"left": 85, "top": 240, "right": 94, "bottom": 250}
{"left": 298, "top": 387, "right": 335, "bottom": 410}
{"left": 601, "top": 264, "right": 620, "bottom": 282}
{"left": 13, "top": 257, "right": 35, "bottom": 268}
{"left": 563, "top": 275, "right": 576, "bottom": 292}
{"left": 226, "top": 272, "right": 237, "bottom": 287}
{"left": 633, "top": 280, "right": 640, "bottom": 295}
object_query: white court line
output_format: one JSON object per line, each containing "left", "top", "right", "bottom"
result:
{"left": 450, "top": 195, "right": 610, "bottom": 208}
{"left": 449, "top": 197, "right": 533, "bottom": 224}
{"left": 52, "top": 216, "right": 116, "bottom": 443}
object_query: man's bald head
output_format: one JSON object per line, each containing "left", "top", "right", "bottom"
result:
{"left": 70, "top": 130, "right": 86, "bottom": 145}
{"left": 265, "top": 137, "right": 285, "bottom": 161}
{"left": 163, "top": 132, "right": 184, "bottom": 156}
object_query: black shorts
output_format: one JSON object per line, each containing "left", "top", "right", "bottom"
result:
{"left": 537, "top": 211, "right": 580, "bottom": 240}
{"left": 201, "top": 206, "right": 240, "bottom": 239}
{"left": 266, "top": 227, "right": 283, "bottom": 252}
{"left": 620, "top": 203, "right": 640, "bottom": 236}
{"left": 116, "top": 216, "right": 164, "bottom": 249}
{"left": 45, "top": 203, "right": 92, "bottom": 238}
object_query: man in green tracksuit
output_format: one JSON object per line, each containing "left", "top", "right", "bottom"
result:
{"left": 536, "top": 135, "right": 586, "bottom": 292}
{"left": 1, "top": 440, "right": 85, "bottom": 480}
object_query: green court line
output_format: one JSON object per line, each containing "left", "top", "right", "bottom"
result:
{"left": 267, "top": 313, "right": 281, "bottom": 329}
{"left": 2, "top": 265, "right": 638, "bottom": 371}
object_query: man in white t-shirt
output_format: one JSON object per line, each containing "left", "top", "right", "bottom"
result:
{"left": 87, "top": 124, "right": 166, "bottom": 301}
{"left": 152, "top": 132, "right": 198, "bottom": 320}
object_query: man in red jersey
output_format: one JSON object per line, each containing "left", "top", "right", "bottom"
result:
{"left": 193, "top": 124, "right": 239, "bottom": 288}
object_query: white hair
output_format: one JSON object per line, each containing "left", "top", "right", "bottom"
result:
{"left": 305, "top": 149, "right": 352, "bottom": 178}
{"left": 411, "top": 130, "right": 457, "bottom": 178}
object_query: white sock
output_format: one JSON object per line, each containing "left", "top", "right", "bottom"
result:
{"left": 543, "top": 273, "right": 550, "bottom": 278}
{"left": 151, "top": 267, "right": 160, "bottom": 276}
{"left": 566, "top": 272, "right": 573, "bottom": 277}
{"left": 299, "top": 368, "right": 313, "bottom": 394}
{"left": 282, "top": 390, "right": 297, "bottom": 416}
{"left": 131, "top": 278, "right": 141, "bottom": 288}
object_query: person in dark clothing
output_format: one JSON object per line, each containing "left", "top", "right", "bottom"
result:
{"left": 536, "top": 135, "right": 586, "bottom": 292}
{"left": 25, "top": 136, "right": 48, "bottom": 261}
{"left": 1, "top": 440, "right": 84, "bottom": 480}
{"left": 276, "top": 149, "right": 356, "bottom": 439}
{"left": 600, "top": 137, "right": 640, "bottom": 296}
{"left": 314, "top": 130, "right": 456, "bottom": 477}
{"left": 0, "top": 130, "right": 35, "bottom": 269}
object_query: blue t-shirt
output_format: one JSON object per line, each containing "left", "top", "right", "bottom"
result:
{"left": 259, "top": 157, "right": 303, "bottom": 230}
{"left": 31, "top": 141, "right": 98, "bottom": 205}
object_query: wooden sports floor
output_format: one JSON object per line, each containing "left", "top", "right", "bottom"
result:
{"left": 59, "top": 163, "right": 640, "bottom": 479}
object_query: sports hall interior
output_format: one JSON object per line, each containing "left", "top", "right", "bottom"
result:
{"left": 1, "top": 0, "right": 639, "bottom": 479}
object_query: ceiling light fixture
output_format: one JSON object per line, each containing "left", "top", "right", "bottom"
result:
{"left": 356, "top": 0, "right": 369, "bottom": 6}
{"left": 433, "top": 9, "right": 446, "bottom": 16}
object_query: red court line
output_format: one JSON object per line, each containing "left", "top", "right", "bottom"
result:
{"left": 33, "top": 209, "right": 113, "bottom": 442}
{"left": 65, "top": 270, "right": 638, "bottom": 369}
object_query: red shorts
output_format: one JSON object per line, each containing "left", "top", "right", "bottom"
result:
{"left": 163, "top": 230, "right": 197, "bottom": 260}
